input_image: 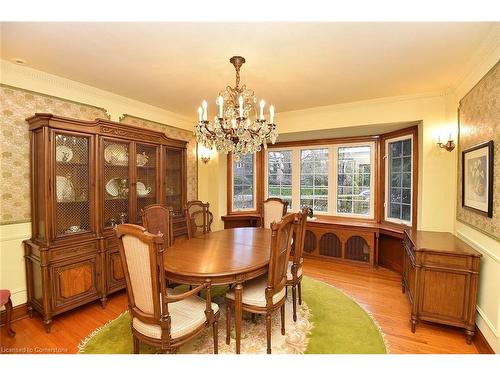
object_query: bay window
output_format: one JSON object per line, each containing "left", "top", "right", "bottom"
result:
{"left": 264, "top": 142, "right": 375, "bottom": 218}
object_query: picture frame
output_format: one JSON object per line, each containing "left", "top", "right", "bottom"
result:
{"left": 462, "top": 140, "right": 494, "bottom": 217}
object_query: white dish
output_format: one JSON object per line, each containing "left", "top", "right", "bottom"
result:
{"left": 136, "top": 182, "right": 151, "bottom": 197}
{"left": 104, "top": 144, "right": 128, "bottom": 166}
{"left": 136, "top": 152, "right": 149, "bottom": 167}
{"left": 56, "top": 176, "right": 75, "bottom": 202}
{"left": 105, "top": 178, "right": 128, "bottom": 197}
{"left": 56, "top": 145, "right": 73, "bottom": 162}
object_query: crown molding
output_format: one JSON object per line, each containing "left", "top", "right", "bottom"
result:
{"left": 452, "top": 24, "right": 500, "bottom": 95}
{"left": 0, "top": 59, "right": 193, "bottom": 128}
{"left": 278, "top": 89, "right": 449, "bottom": 118}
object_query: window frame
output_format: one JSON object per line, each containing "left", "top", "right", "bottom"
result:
{"left": 299, "top": 147, "right": 331, "bottom": 214}
{"left": 380, "top": 126, "right": 418, "bottom": 228}
{"left": 265, "top": 148, "right": 295, "bottom": 209}
{"left": 332, "top": 142, "right": 376, "bottom": 219}
{"left": 230, "top": 153, "right": 258, "bottom": 213}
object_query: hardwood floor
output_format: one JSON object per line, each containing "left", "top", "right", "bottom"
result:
{"left": 0, "top": 259, "right": 482, "bottom": 354}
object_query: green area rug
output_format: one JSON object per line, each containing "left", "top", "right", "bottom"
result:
{"left": 78, "top": 276, "right": 387, "bottom": 354}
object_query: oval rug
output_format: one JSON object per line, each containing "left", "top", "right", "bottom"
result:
{"left": 78, "top": 276, "right": 387, "bottom": 354}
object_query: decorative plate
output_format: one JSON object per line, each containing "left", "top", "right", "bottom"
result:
{"left": 56, "top": 145, "right": 74, "bottom": 162}
{"left": 136, "top": 182, "right": 151, "bottom": 197}
{"left": 56, "top": 176, "right": 75, "bottom": 202}
{"left": 104, "top": 144, "right": 128, "bottom": 166}
{"left": 105, "top": 178, "right": 128, "bottom": 197}
{"left": 136, "top": 152, "right": 149, "bottom": 167}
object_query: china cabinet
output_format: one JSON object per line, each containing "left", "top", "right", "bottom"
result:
{"left": 23, "top": 113, "right": 188, "bottom": 332}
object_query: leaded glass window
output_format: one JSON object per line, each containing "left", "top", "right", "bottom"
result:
{"left": 233, "top": 153, "right": 255, "bottom": 210}
{"left": 387, "top": 138, "right": 412, "bottom": 222}
{"left": 300, "top": 148, "right": 328, "bottom": 212}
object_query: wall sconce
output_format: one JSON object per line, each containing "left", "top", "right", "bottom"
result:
{"left": 437, "top": 134, "right": 456, "bottom": 152}
{"left": 199, "top": 145, "right": 212, "bottom": 164}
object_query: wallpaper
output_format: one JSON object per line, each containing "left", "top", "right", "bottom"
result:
{"left": 457, "top": 62, "right": 500, "bottom": 241}
{"left": 0, "top": 84, "right": 198, "bottom": 225}
{"left": 119, "top": 114, "right": 198, "bottom": 202}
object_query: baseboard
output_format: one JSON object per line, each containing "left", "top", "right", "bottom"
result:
{"left": 0, "top": 303, "right": 29, "bottom": 327}
{"left": 474, "top": 324, "right": 495, "bottom": 354}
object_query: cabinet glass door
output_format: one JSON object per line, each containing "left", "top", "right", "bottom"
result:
{"left": 135, "top": 143, "right": 158, "bottom": 223}
{"left": 165, "top": 148, "right": 183, "bottom": 215}
{"left": 54, "top": 132, "right": 92, "bottom": 237}
{"left": 103, "top": 140, "right": 131, "bottom": 228}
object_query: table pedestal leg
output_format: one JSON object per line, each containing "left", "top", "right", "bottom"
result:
{"left": 235, "top": 283, "right": 243, "bottom": 354}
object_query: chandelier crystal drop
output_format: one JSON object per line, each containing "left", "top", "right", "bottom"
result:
{"left": 194, "top": 56, "right": 278, "bottom": 161}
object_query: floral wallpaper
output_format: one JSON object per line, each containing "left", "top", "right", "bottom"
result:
{"left": 0, "top": 84, "right": 197, "bottom": 225}
{"left": 119, "top": 114, "right": 198, "bottom": 202}
{"left": 457, "top": 62, "right": 500, "bottom": 241}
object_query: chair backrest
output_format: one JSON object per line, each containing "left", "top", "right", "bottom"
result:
{"left": 266, "top": 213, "right": 296, "bottom": 303}
{"left": 185, "top": 200, "right": 213, "bottom": 239}
{"left": 262, "top": 198, "right": 289, "bottom": 229}
{"left": 291, "top": 207, "right": 308, "bottom": 268}
{"left": 115, "top": 224, "right": 168, "bottom": 328}
{"left": 141, "top": 204, "right": 174, "bottom": 247}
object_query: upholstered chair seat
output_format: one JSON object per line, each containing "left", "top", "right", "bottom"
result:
{"left": 225, "top": 275, "right": 286, "bottom": 308}
{"left": 133, "top": 288, "right": 220, "bottom": 339}
{"left": 286, "top": 260, "right": 303, "bottom": 281}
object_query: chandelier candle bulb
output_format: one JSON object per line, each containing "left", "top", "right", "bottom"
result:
{"left": 259, "top": 99, "right": 265, "bottom": 120}
{"left": 269, "top": 105, "right": 275, "bottom": 124}
{"left": 217, "top": 96, "right": 224, "bottom": 118}
{"left": 202, "top": 100, "right": 208, "bottom": 121}
{"left": 238, "top": 96, "right": 244, "bottom": 118}
{"left": 198, "top": 107, "right": 203, "bottom": 122}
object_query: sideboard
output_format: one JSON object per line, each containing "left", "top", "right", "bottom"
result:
{"left": 402, "top": 229, "right": 482, "bottom": 343}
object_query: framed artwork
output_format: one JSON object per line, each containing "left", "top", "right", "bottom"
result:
{"left": 462, "top": 140, "right": 494, "bottom": 217}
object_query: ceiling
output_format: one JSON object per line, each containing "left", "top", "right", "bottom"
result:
{"left": 0, "top": 22, "right": 497, "bottom": 119}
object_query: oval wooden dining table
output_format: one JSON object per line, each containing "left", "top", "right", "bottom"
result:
{"left": 163, "top": 227, "right": 272, "bottom": 354}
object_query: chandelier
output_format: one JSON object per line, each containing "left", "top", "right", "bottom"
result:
{"left": 194, "top": 56, "right": 278, "bottom": 160}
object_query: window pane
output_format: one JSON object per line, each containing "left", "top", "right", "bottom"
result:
{"left": 300, "top": 148, "right": 328, "bottom": 212}
{"left": 233, "top": 153, "right": 254, "bottom": 210}
{"left": 267, "top": 151, "right": 292, "bottom": 207}
{"left": 336, "top": 146, "right": 371, "bottom": 215}
{"left": 387, "top": 138, "right": 412, "bottom": 222}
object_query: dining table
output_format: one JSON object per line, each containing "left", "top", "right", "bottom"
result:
{"left": 163, "top": 227, "right": 272, "bottom": 354}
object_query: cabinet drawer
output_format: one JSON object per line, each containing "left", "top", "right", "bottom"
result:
{"left": 104, "top": 236, "right": 118, "bottom": 249}
{"left": 421, "top": 253, "right": 473, "bottom": 272}
{"left": 50, "top": 242, "right": 98, "bottom": 261}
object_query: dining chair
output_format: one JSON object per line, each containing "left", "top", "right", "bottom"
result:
{"left": 185, "top": 200, "right": 213, "bottom": 239}
{"left": 287, "top": 207, "right": 308, "bottom": 321}
{"left": 261, "top": 197, "right": 289, "bottom": 229}
{"left": 115, "top": 223, "right": 219, "bottom": 354}
{"left": 0, "top": 289, "right": 15, "bottom": 337}
{"left": 225, "top": 212, "right": 296, "bottom": 354}
{"left": 141, "top": 204, "right": 174, "bottom": 247}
